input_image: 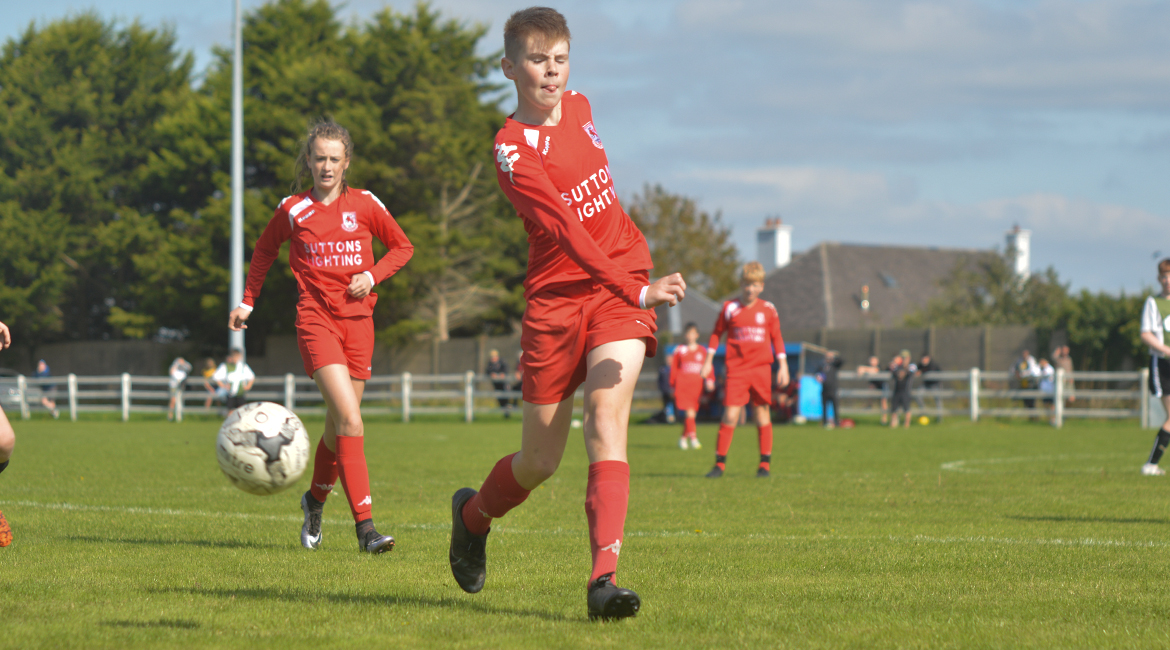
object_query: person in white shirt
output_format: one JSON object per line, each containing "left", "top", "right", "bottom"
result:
{"left": 1140, "top": 259, "right": 1170, "bottom": 476}
{"left": 167, "top": 356, "right": 193, "bottom": 420}
{"left": 212, "top": 348, "right": 255, "bottom": 411}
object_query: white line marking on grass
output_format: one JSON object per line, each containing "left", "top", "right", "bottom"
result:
{"left": 941, "top": 453, "right": 1132, "bottom": 473}
{"left": 7, "top": 500, "right": 1168, "bottom": 550}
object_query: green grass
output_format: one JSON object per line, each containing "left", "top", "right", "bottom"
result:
{"left": 2, "top": 416, "right": 1169, "bottom": 648}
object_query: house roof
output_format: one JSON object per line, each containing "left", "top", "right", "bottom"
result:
{"left": 755, "top": 242, "right": 992, "bottom": 329}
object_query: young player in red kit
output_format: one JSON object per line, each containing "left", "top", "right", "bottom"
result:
{"left": 670, "top": 322, "right": 706, "bottom": 450}
{"left": 447, "top": 8, "right": 686, "bottom": 621}
{"left": 228, "top": 121, "right": 413, "bottom": 553}
{"left": 700, "top": 262, "right": 789, "bottom": 478}
{"left": 0, "top": 320, "right": 14, "bottom": 547}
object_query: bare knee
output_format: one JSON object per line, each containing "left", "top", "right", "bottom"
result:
{"left": 515, "top": 452, "right": 559, "bottom": 485}
{"left": 335, "top": 411, "right": 364, "bottom": 437}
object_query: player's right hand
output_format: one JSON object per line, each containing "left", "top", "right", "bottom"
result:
{"left": 644, "top": 273, "right": 686, "bottom": 309}
{"left": 700, "top": 359, "right": 714, "bottom": 379}
{"left": 228, "top": 307, "right": 251, "bottom": 332}
{"left": 0, "top": 321, "right": 10, "bottom": 350}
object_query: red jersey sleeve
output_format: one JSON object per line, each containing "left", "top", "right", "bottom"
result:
{"left": 241, "top": 200, "right": 294, "bottom": 309}
{"left": 708, "top": 303, "right": 729, "bottom": 351}
{"left": 768, "top": 303, "right": 786, "bottom": 358}
{"left": 670, "top": 348, "right": 682, "bottom": 387}
{"left": 361, "top": 191, "right": 414, "bottom": 284}
{"left": 495, "top": 140, "right": 646, "bottom": 308}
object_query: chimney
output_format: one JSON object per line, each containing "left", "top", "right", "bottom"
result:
{"left": 1005, "top": 225, "right": 1031, "bottom": 280}
{"left": 757, "top": 217, "right": 793, "bottom": 274}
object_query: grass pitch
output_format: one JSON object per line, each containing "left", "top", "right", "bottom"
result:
{"left": 2, "top": 415, "right": 1169, "bottom": 648}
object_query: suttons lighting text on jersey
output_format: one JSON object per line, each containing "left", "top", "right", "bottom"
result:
{"left": 560, "top": 165, "right": 616, "bottom": 221}
{"left": 303, "top": 240, "right": 364, "bottom": 268}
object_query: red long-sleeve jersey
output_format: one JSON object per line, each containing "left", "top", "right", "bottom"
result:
{"left": 708, "top": 298, "right": 786, "bottom": 370}
{"left": 670, "top": 344, "right": 707, "bottom": 387}
{"left": 493, "top": 91, "right": 653, "bottom": 307}
{"left": 241, "top": 188, "right": 413, "bottom": 319}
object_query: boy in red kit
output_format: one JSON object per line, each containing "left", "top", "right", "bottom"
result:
{"left": 447, "top": 7, "right": 687, "bottom": 621}
{"left": 700, "top": 262, "right": 789, "bottom": 478}
{"left": 228, "top": 121, "right": 413, "bottom": 554}
{"left": 670, "top": 323, "right": 706, "bottom": 450}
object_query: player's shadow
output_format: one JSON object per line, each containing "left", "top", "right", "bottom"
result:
{"left": 149, "top": 586, "right": 576, "bottom": 623}
{"left": 1006, "top": 515, "right": 1170, "bottom": 525}
{"left": 585, "top": 358, "right": 623, "bottom": 390}
{"left": 66, "top": 535, "right": 285, "bottom": 550}
{"left": 103, "top": 619, "right": 200, "bottom": 629}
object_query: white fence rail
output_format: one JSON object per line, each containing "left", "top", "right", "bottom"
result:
{"left": 834, "top": 368, "right": 1151, "bottom": 428}
{"left": 1, "top": 369, "right": 1150, "bottom": 427}
{"left": 0, "top": 372, "right": 664, "bottom": 423}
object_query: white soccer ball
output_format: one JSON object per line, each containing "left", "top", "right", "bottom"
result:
{"left": 216, "top": 402, "right": 310, "bottom": 495}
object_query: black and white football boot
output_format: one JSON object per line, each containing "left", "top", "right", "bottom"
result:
{"left": 300, "top": 491, "right": 323, "bottom": 550}
{"left": 356, "top": 519, "right": 395, "bottom": 554}
{"left": 587, "top": 573, "right": 640, "bottom": 621}
{"left": 449, "top": 487, "right": 488, "bottom": 593}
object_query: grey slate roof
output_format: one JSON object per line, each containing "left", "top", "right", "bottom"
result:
{"left": 754, "top": 242, "right": 993, "bottom": 330}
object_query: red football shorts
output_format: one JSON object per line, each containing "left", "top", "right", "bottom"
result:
{"left": 724, "top": 365, "right": 773, "bottom": 407}
{"left": 295, "top": 301, "right": 375, "bottom": 380}
{"left": 674, "top": 375, "right": 704, "bottom": 412}
{"left": 521, "top": 273, "right": 658, "bottom": 404}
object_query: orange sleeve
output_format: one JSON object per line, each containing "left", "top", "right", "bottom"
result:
{"left": 363, "top": 192, "right": 414, "bottom": 284}
{"left": 241, "top": 204, "right": 293, "bottom": 309}
{"left": 495, "top": 139, "right": 646, "bottom": 308}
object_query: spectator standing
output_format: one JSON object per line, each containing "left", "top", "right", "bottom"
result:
{"left": 657, "top": 363, "right": 675, "bottom": 424}
{"left": 918, "top": 354, "right": 943, "bottom": 421}
{"left": 34, "top": 360, "right": 58, "bottom": 419}
{"left": 818, "top": 352, "right": 843, "bottom": 429}
{"left": 1140, "top": 258, "right": 1170, "bottom": 476}
{"left": 213, "top": 349, "right": 255, "bottom": 411}
{"left": 485, "top": 350, "right": 511, "bottom": 419}
{"left": 201, "top": 358, "right": 220, "bottom": 409}
{"left": 1014, "top": 350, "right": 1040, "bottom": 410}
{"left": 1053, "top": 346, "right": 1075, "bottom": 403}
{"left": 1038, "top": 357, "right": 1056, "bottom": 423}
{"left": 888, "top": 350, "right": 917, "bottom": 428}
{"left": 167, "top": 356, "right": 193, "bottom": 421}
{"left": 856, "top": 356, "right": 885, "bottom": 423}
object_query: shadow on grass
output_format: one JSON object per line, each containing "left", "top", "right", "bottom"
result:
{"left": 103, "top": 619, "right": 200, "bottom": 629}
{"left": 66, "top": 535, "right": 285, "bottom": 550}
{"left": 639, "top": 473, "right": 705, "bottom": 479}
{"left": 149, "top": 586, "right": 576, "bottom": 623}
{"left": 1007, "top": 515, "right": 1170, "bottom": 525}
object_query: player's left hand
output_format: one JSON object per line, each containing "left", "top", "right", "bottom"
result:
{"left": 644, "top": 273, "right": 686, "bottom": 309}
{"left": 0, "top": 320, "right": 10, "bottom": 350}
{"left": 776, "top": 366, "right": 790, "bottom": 389}
{"left": 347, "top": 273, "right": 373, "bottom": 299}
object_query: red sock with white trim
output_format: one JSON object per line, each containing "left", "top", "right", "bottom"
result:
{"left": 758, "top": 424, "right": 773, "bottom": 471}
{"left": 462, "top": 453, "right": 530, "bottom": 536}
{"left": 335, "top": 435, "right": 373, "bottom": 523}
{"left": 308, "top": 437, "right": 338, "bottom": 503}
{"left": 586, "top": 461, "right": 630, "bottom": 585}
{"left": 715, "top": 424, "right": 735, "bottom": 469}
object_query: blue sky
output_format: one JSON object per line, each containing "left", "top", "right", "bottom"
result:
{"left": 6, "top": 0, "right": 1168, "bottom": 293}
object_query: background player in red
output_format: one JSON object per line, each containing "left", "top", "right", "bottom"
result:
{"left": 447, "top": 7, "right": 686, "bottom": 621}
{"left": 228, "top": 120, "right": 413, "bottom": 554}
{"left": 700, "top": 262, "right": 789, "bottom": 478}
{"left": 670, "top": 322, "right": 706, "bottom": 450}
{"left": 0, "top": 319, "right": 14, "bottom": 547}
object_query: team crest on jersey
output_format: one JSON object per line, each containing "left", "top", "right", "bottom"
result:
{"left": 582, "top": 121, "right": 604, "bottom": 149}
{"left": 341, "top": 212, "right": 358, "bottom": 232}
{"left": 755, "top": 312, "right": 765, "bottom": 324}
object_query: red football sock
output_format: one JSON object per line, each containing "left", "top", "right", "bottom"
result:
{"left": 586, "top": 460, "right": 630, "bottom": 585}
{"left": 715, "top": 424, "right": 735, "bottom": 468}
{"left": 335, "top": 435, "right": 373, "bottom": 523}
{"left": 684, "top": 416, "right": 696, "bottom": 437}
{"left": 462, "top": 453, "right": 530, "bottom": 536}
{"left": 758, "top": 423, "right": 774, "bottom": 470}
{"left": 308, "top": 437, "right": 338, "bottom": 503}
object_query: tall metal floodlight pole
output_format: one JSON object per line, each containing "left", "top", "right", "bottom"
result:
{"left": 229, "top": 0, "right": 245, "bottom": 356}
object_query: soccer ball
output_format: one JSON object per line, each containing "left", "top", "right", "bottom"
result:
{"left": 918, "top": 415, "right": 931, "bottom": 426}
{"left": 216, "top": 402, "right": 310, "bottom": 495}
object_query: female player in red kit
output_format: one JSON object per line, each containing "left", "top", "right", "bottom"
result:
{"left": 447, "top": 8, "right": 686, "bottom": 621}
{"left": 229, "top": 121, "right": 413, "bottom": 554}
{"left": 670, "top": 322, "right": 706, "bottom": 450}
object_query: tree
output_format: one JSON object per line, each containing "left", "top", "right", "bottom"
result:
{"left": 625, "top": 184, "right": 740, "bottom": 299}
{"left": 0, "top": 14, "right": 194, "bottom": 344}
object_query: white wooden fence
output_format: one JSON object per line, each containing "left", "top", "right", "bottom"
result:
{"left": 0, "top": 372, "right": 663, "bottom": 423}
{"left": 834, "top": 368, "right": 1153, "bottom": 428}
